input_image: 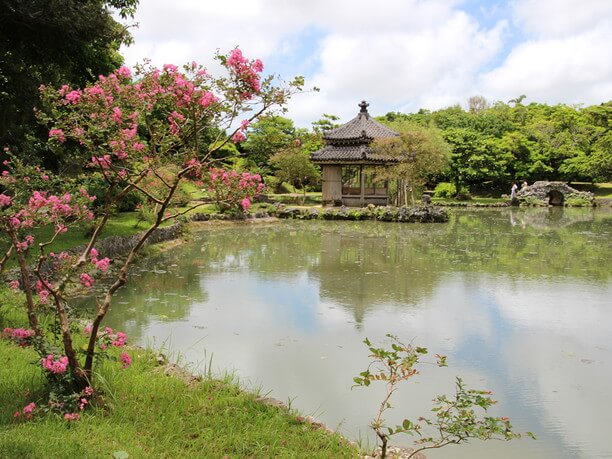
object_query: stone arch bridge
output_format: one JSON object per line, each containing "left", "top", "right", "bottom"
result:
{"left": 516, "top": 181, "right": 594, "bottom": 206}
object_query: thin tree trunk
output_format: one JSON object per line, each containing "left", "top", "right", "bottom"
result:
{"left": 9, "top": 231, "right": 42, "bottom": 340}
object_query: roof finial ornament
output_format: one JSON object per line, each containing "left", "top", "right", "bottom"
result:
{"left": 359, "top": 100, "right": 369, "bottom": 113}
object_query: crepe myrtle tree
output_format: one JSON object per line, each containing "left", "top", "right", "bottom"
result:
{"left": 1, "top": 48, "right": 304, "bottom": 395}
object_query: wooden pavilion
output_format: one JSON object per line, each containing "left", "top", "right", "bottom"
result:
{"left": 310, "top": 101, "right": 399, "bottom": 207}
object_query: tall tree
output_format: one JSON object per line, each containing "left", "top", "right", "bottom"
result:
{"left": 241, "top": 115, "right": 297, "bottom": 169}
{"left": 269, "top": 144, "right": 320, "bottom": 200}
{"left": 372, "top": 122, "right": 450, "bottom": 205}
{"left": 0, "top": 0, "right": 138, "bottom": 164}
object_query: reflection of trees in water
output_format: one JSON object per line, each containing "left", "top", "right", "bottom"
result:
{"left": 75, "top": 251, "right": 208, "bottom": 342}
{"left": 425, "top": 208, "right": 611, "bottom": 281}
{"left": 311, "top": 229, "right": 441, "bottom": 324}
{"left": 196, "top": 222, "right": 446, "bottom": 325}
{"left": 510, "top": 206, "right": 594, "bottom": 229}
{"left": 192, "top": 213, "right": 611, "bottom": 323}
{"left": 78, "top": 210, "right": 611, "bottom": 337}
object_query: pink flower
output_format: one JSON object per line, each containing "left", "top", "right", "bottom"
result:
{"left": 116, "top": 66, "right": 131, "bottom": 79}
{"left": 231, "top": 131, "right": 246, "bottom": 143}
{"left": 79, "top": 273, "right": 95, "bottom": 288}
{"left": 3, "top": 327, "right": 35, "bottom": 347}
{"left": 95, "top": 257, "right": 110, "bottom": 272}
{"left": 65, "top": 90, "right": 81, "bottom": 104}
{"left": 22, "top": 402, "right": 36, "bottom": 416}
{"left": 120, "top": 352, "right": 132, "bottom": 369}
{"left": 112, "top": 107, "right": 123, "bottom": 124}
{"left": 14, "top": 402, "right": 37, "bottom": 420}
{"left": 241, "top": 197, "right": 251, "bottom": 211}
{"left": 91, "top": 155, "right": 112, "bottom": 169}
{"left": 198, "top": 91, "right": 216, "bottom": 108}
{"left": 227, "top": 49, "right": 247, "bottom": 67}
{"left": 42, "top": 354, "right": 69, "bottom": 374}
{"left": 0, "top": 193, "right": 11, "bottom": 207}
{"left": 38, "top": 290, "right": 50, "bottom": 304}
{"left": 48, "top": 129, "right": 66, "bottom": 143}
{"left": 252, "top": 59, "right": 264, "bottom": 72}
{"left": 83, "top": 324, "right": 93, "bottom": 335}
{"left": 111, "top": 331, "right": 128, "bottom": 347}
{"left": 64, "top": 413, "right": 81, "bottom": 422}
{"left": 83, "top": 386, "right": 94, "bottom": 396}
{"left": 240, "top": 119, "right": 250, "bottom": 131}
{"left": 8, "top": 280, "right": 19, "bottom": 290}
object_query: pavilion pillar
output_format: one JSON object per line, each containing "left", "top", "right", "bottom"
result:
{"left": 359, "top": 165, "right": 365, "bottom": 207}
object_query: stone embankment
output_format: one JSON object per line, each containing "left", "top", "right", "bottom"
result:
{"left": 274, "top": 205, "right": 449, "bottom": 223}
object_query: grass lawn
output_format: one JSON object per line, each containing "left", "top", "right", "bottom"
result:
{"left": 431, "top": 196, "right": 507, "bottom": 205}
{"left": 571, "top": 182, "right": 612, "bottom": 198}
{"left": 0, "top": 292, "right": 359, "bottom": 458}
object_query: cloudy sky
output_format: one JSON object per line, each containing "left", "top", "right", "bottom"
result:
{"left": 119, "top": 0, "right": 612, "bottom": 126}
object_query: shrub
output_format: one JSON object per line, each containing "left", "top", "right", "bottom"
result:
{"left": 565, "top": 194, "right": 593, "bottom": 207}
{"left": 433, "top": 182, "right": 456, "bottom": 198}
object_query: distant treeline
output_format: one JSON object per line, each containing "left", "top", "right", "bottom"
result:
{"left": 378, "top": 98, "right": 611, "bottom": 188}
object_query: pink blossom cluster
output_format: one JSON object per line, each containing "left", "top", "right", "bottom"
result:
{"left": 183, "top": 158, "right": 203, "bottom": 178}
{"left": 120, "top": 352, "right": 132, "bottom": 369}
{"left": 231, "top": 130, "right": 246, "bottom": 143}
{"left": 0, "top": 193, "right": 11, "bottom": 207}
{"left": 48, "top": 60, "right": 224, "bottom": 178}
{"left": 79, "top": 273, "right": 95, "bottom": 288}
{"left": 226, "top": 49, "right": 264, "bottom": 100}
{"left": 2, "top": 327, "right": 35, "bottom": 347}
{"left": 208, "top": 168, "right": 264, "bottom": 212}
{"left": 14, "top": 402, "right": 36, "bottom": 420}
{"left": 48, "top": 128, "right": 66, "bottom": 143}
{"left": 89, "top": 248, "right": 110, "bottom": 272}
{"left": 64, "top": 413, "right": 81, "bottom": 422}
{"left": 4, "top": 190, "right": 95, "bottom": 234}
{"left": 35, "top": 280, "right": 51, "bottom": 304}
{"left": 84, "top": 325, "right": 128, "bottom": 350}
{"left": 43, "top": 48, "right": 269, "bottom": 191}
{"left": 41, "top": 354, "right": 69, "bottom": 374}
{"left": 231, "top": 118, "right": 251, "bottom": 143}
{"left": 15, "top": 234, "right": 34, "bottom": 251}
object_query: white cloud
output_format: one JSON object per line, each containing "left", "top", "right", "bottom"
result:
{"left": 118, "top": 0, "right": 612, "bottom": 126}
{"left": 512, "top": 0, "right": 612, "bottom": 37}
{"left": 481, "top": 17, "right": 612, "bottom": 105}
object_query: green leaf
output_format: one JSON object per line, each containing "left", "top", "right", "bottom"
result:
{"left": 402, "top": 419, "right": 412, "bottom": 430}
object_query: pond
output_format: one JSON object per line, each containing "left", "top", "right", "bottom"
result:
{"left": 88, "top": 207, "right": 612, "bottom": 458}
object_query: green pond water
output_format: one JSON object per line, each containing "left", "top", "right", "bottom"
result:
{"left": 89, "top": 207, "right": 612, "bottom": 458}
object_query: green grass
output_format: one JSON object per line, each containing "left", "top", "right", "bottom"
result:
{"left": 1, "top": 211, "right": 183, "bottom": 267}
{"left": 0, "top": 293, "right": 358, "bottom": 458}
{"left": 268, "top": 192, "right": 322, "bottom": 205}
{"left": 571, "top": 182, "right": 612, "bottom": 198}
{"left": 431, "top": 196, "right": 507, "bottom": 205}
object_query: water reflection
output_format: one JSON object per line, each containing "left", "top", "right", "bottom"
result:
{"left": 85, "top": 208, "right": 612, "bottom": 458}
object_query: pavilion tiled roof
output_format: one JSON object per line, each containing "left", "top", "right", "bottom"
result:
{"left": 311, "top": 101, "right": 399, "bottom": 164}
{"left": 311, "top": 145, "right": 396, "bottom": 163}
